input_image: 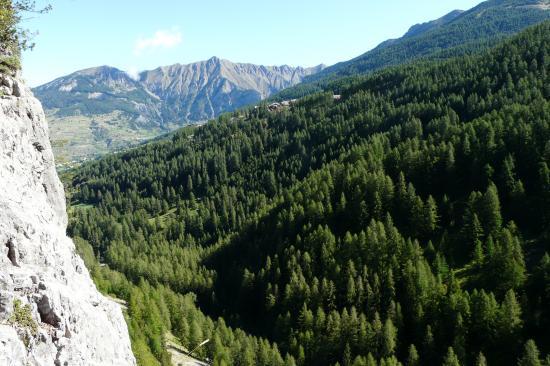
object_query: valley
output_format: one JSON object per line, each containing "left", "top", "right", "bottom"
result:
{"left": 65, "top": 21, "right": 550, "bottom": 366}
{"left": 2, "top": 0, "right": 549, "bottom": 365}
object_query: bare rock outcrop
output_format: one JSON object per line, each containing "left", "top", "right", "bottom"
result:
{"left": 0, "top": 72, "right": 136, "bottom": 365}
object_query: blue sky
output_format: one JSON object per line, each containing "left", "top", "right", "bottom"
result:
{"left": 22, "top": 0, "right": 483, "bottom": 87}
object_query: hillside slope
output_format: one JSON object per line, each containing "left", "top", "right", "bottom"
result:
{"left": 66, "top": 22, "right": 550, "bottom": 366}
{"left": 275, "top": 0, "right": 550, "bottom": 99}
{"left": 33, "top": 59, "right": 322, "bottom": 164}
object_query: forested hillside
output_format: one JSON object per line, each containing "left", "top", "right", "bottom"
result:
{"left": 66, "top": 22, "right": 550, "bottom": 366}
{"left": 275, "top": 0, "right": 549, "bottom": 100}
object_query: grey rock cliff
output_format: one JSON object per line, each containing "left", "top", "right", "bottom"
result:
{"left": 0, "top": 72, "right": 136, "bottom": 365}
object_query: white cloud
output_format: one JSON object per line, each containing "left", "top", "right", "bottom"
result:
{"left": 126, "top": 66, "right": 140, "bottom": 81}
{"left": 134, "top": 28, "right": 182, "bottom": 55}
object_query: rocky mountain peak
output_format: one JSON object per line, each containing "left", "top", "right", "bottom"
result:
{"left": 207, "top": 55, "right": 221, "bottom": 63}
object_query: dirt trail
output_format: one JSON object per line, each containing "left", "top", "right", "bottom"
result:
{"left": 165, "top": 332, "right": 209, "bottom": 366}
{"left": 104, "top": 297, "right": 208, "bottom": 365}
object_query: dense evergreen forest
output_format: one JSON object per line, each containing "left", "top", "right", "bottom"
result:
{"left": 65, "top": 22, "right": 550, "bottom": 365}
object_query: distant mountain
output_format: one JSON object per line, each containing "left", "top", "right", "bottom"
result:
{"left": 33, "top": 58, "right": 323, "bottom": 163}
{"left": 140, "top": 57, "right": 324, "bottom": 122}
{"left": 35, "top": 66, "right": 163, "bottom": 127}
{"left": 275, "top": 0, "right": 550, "bottom": 99}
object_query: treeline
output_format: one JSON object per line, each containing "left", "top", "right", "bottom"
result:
{"left": 67, "top": 22, "right": 550, "bottom": 365}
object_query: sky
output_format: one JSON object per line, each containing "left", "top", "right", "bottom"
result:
{"left": 22, "top": 0, "right": 483, "bottom": 87}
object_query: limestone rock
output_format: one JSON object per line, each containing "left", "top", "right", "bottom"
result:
{"left": 0, "top": 72, "right": 136, "bottom": 365}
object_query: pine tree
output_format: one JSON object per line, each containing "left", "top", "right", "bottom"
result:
{"left": 443, "top": 347, "right": 461, "bottom": 366}
{"left": 463, "top": 209, "right": 484, "bottom": 261}
{"left": 422, "top": 324, "right": 435, "bottom": 363}
{"left": 346, "top": 275, "right": 357, "bottom": 306}
{"left": 343, "top": 343, "right": 352, "bottom": 366}
{"left": 518, "top": 340, "right": 542, "bottom": 366}
{"left": 366, "top": 353, "right": 377, "bottom": 366}
{"left": 480, "top": 183, "right": 502, "bottom": 236}
{"left": 406, "top": 344, "right": 419, "bottom": 366}
{"left": 352, "top": 356, "right": 366, "bottom": 366}
{"left": 476, "top": 352, "right": 487, "bottom": 366}
{"left": 500, "top": 289, "right": 522, "bottom": 338}
{"left": 422, "top": 195, "right": 438, "bottom": 236}
{"left": 381, "top": 318, "right": 397, "bottom": 357}
{"left": 539, "top": 162, "right": 550, "bottom": 227}
{"left": 284, "top": 354, "right": 297, "bottom": 366}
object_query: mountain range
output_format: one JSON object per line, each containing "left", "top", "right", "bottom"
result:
{"left": 34, "top": 0, "right": 549, "bottom": 164}
{"left": 34, "top": 59, "right": 323, "bottom": 163}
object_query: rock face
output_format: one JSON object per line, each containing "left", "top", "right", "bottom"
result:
{"left": 0, "top": 72, "right": 136, "bottom": 365}
{"left": 140, "top": 57, "right": 325, "bottom": 122}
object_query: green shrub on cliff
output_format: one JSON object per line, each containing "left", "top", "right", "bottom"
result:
{"left": 0, "top": 0, "right": 50, "bottom": 73}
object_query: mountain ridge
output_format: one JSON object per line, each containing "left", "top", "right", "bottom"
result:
{"left": 33, "top": 58, "right": 323, "bottom": 163}
{"left": 275, "top": 0, "right": 550, "bottom": 99}
{"left": 402, "top": 9, "right": 464, "bottom": 38}
{"left": 35, "top": 58, "right": 324, "bottom": 124}
{"left": 34, "top": 0, "right": 550, "bottom": 163}
{"left": 139, "top": 57, "right": 324, "bottom": 122}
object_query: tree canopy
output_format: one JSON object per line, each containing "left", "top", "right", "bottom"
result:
{"left": 66, "top": 22, "right": 550, "bottom": 366}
